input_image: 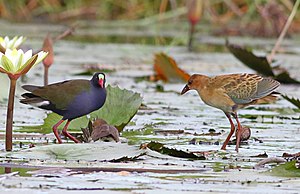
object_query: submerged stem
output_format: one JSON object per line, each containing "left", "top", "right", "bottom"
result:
{"left": 6, "top": 78, "right": 17, "bottom": 151}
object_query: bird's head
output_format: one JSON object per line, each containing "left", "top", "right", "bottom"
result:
{"left": 92, "top": 72, "right": 106, "bottom": 88}
{"left": 181, "top": 74, "right": 206, "bottom": 95}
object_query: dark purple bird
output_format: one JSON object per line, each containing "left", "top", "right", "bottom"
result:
{"left": 20, "top": 73, "right": 107, "bottom": 143}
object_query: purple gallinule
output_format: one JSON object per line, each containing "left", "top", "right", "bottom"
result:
{"left": 181, "top": 73, "right": 280, "bottom": 152}
{"left": 20, "top": 73, "right": 107, "bottom": 143}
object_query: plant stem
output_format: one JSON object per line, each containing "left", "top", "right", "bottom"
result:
{"left": 44, "top": 66, "right": 48, "bottom": 86}
{"left": 188, "top": 24, "right": 195, "bottom": 51}
{"left": 268, "top": 0, "right": 300, "bottom": 63}
{"left": 5, "top": 78, "right": 17, "bottom": 151}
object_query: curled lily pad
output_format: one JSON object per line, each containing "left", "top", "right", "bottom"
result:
{"left": 226, "top": 40, "right": 300, "bottom": 84}
{"left": 152, "top": 52, "right": 190, "bottom": 83}
{"left": 226, "top": 40, "right": 274, "bottom": 76}
{"left": 81, "top": 119, "right": 119, "bottom": 143}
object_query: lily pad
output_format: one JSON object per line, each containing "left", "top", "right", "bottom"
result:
{"left": 91, "top": 85, "right": 142, "bottom": 131}
{"left": 269, "top": 161, "right": 300, "bottom": 177}
{"left": 20, "top": 85, "right": 143, "bottom": 133}
{"left": 3, "top": 142, "right": 145, "bottom": 161}
{"left": 146, "top": 141, "right": 205, "bottom": 160}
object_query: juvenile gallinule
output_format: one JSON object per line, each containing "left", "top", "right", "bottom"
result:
{"left": 20, "top": 73, "right": 107, "bottom": 143}
{"left": 181, "top": 73, "right": 280, "bottom": 152}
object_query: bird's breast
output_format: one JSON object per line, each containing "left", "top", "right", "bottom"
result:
{"left": 63, "top": 88, "right": 106, "bottom": 120}
{"left": 197, "top": 88, "right": 235, "bottom": 113}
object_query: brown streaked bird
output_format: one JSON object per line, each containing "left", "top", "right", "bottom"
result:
{"left": 181, "top": 73, "right": 280, "bottom": 152}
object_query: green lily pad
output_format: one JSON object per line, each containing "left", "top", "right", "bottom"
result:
{"left": 20, "top": 85, "right": 143, "bottom": 133}
{"left": 146, "top": 141, "right": 205, "bottom": 160}
{"left": 2, "top": 142, "right": 145, "bottom": 161}
{"left": 90, "top": 85, "right": 142, "bottom": 131}
{"left": 269, "top": 161, "right": 300, "bottom": 177}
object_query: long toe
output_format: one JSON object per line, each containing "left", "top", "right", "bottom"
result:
{"left": 62, "top": 131, "right": 81, "bottom": 143}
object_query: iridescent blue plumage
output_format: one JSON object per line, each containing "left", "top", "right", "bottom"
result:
{"left": 20, "top": 73, "right": 107, "bottom": 143}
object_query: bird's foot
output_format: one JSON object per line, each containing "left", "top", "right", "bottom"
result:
{"left": 221, "top": 144, "right": 227, "bottom": 150}
{"left": 62, "top": 131, "right": 81, "bottom": 143}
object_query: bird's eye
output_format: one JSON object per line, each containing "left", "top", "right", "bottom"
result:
{"left": 188, "top": 80, "right": 192, "bottom": 85}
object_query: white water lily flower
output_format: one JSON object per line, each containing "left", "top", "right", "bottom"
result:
{"left": 0, "top": 36, "right": 26, "bottom": 50}
{"left": 0, "top": 48, "right": 48, "bottom": 78}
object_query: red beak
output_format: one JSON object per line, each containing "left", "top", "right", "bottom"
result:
{"left": 98, "top": 78, "right": 104, "bottom": 88}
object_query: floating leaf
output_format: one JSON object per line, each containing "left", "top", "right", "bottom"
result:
{"left": 3, "top": 142, "right": 145, "bottom": 162}
{"left": 275, "top": 71, "right": 300, "bottom": 84}
{"left": 250, "top": 152, "right": 268, "bottom": 158}
{"left": 269, "top": 161, "right": 300, "bottom": 177}
{"left": 226, "top": 40, "right": 274, "bottom": 76}
{"left": 91, "top": 85, "right": 142, "bottom": 131}
{"left": 25, "top": 113, "right": 89, "bottom": 134}
{"left": 20, "top": 85, "right": 142, "bottom": 133}
{"left": 146, "top": 141, "right": 205, "bottom": 160}
{"left": 226, "top": 40, "right": 300, "bottom": 84}
{"left": 153, "top": 52, "right": 190, "bottom": 83}
{"left": 281, "top": 94, "right": 300, "bottom": 109}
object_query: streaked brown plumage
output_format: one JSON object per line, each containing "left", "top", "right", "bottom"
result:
{"left": 181, "top": 73, "right": 280, "bottom": 152}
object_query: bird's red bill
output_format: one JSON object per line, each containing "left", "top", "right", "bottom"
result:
{"left": 98, "top": 78, "right": 104, "bottom": 88}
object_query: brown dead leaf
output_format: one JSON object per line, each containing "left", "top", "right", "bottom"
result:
{"left": 250, "top": 152, "right": 268, "bottom": 158}
{"left": 91, "top": 124, "right": 119, "bottom": 142}
{"left": 153, "top": 52, "right": 190, "bottom": 83}
{"left": 81, "top": 118, "right": 120, "bottom": 143}
{"left": 282, "top": 152, "right": 300, "bottom": 158}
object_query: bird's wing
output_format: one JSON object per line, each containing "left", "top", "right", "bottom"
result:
{"left": 253, "top": 77, "right": 280, "bottom": 99}
{"left": 22, "top": 85, "right": 42, "bottom": 92}
{"left": 212, "top": 74, "right": 265, "bottom": 104}
{"left": 28, "top": 79, "right": 90, "bottom": 110}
